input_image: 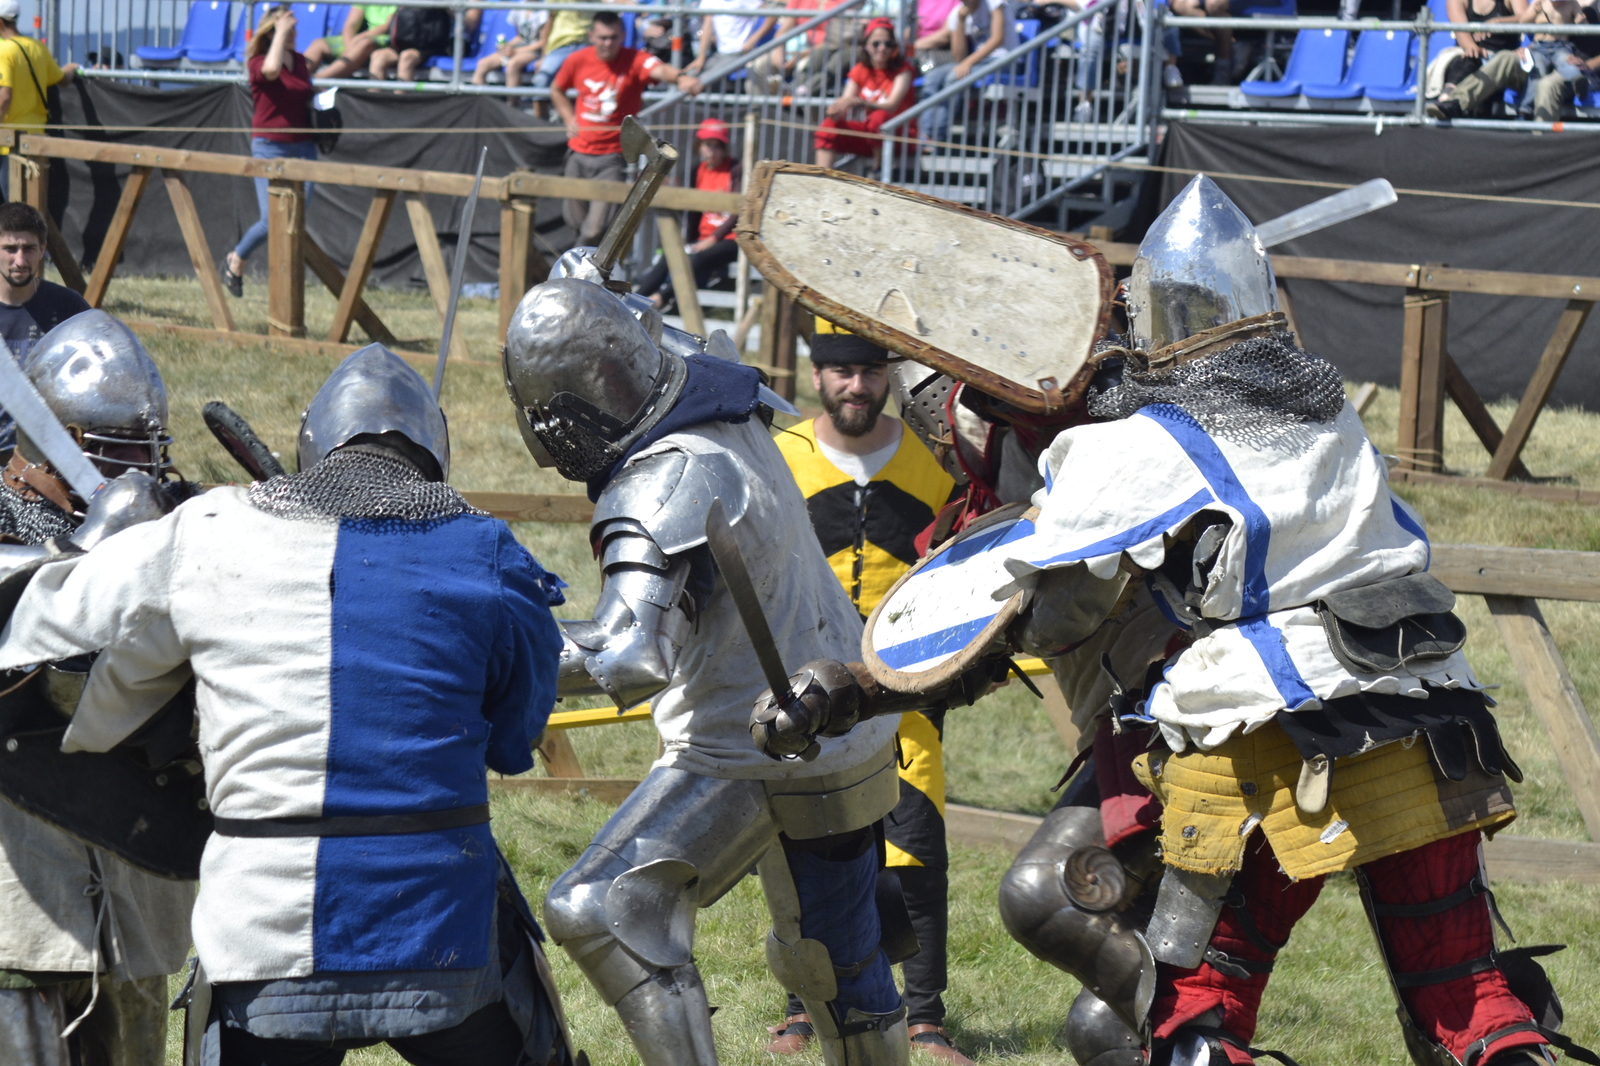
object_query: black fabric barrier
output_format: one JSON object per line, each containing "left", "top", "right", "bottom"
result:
{"left": 44, "top": 80, "right": 571, "bottom": 293}
{"left": 1153, "top": 122, "right": 1600, "bottom": 409}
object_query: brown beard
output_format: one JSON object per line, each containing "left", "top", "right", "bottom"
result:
{"left": 820, "top": 384, "right": 888, "bottom": 437}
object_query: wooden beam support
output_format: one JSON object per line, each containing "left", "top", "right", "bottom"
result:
{"left": 458, "top": 490, "right": 593, "bottom": 523}
{"left": 84, "top": 165, "right": 152, "bottom": 308}
{"left": 301, "top": 235, "right": 398, "bottom": 346}
{"left": 1398, "top": 285, "right": 1448, "bottom": 473}
{"left": 1432, "top": 544, "right": 1600, "bottom": 602}
{"left": 404, "top": 193, "right": 471, "bottom": 362}
{"left": 535, "top": 731, "right": 585, "bottom": 778}
{"left": 1486, "top": 299, "right": 1594, "bottom": 481}
{"left": 653, "top": 210, "right": 706, "bottom": 338}
{"left": 1441, "top": 354, "right": 1530, "bottom": 480}
{"left": 1388, "top": 467, "right": 1600, "bottom": 506}
{"left": 1485, "top": 595, "right": 1600, "bottom": 841}
{"left": 44, "top": 215, "right": 85, "bottom": 295}
{"left": 162, "top": 170, "right": 235, "bottom": 332}
{"left": 266, "top": 179, "right": 306, "bottom": 338}
{"left": 328, "top": 188, "right": 396, "bottom": 343}
{"left": 497, "top": 196, "right": 549, "bottom": 340}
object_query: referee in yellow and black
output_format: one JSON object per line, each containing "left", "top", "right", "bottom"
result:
{"left": 768, "top": 318, "right": 971, "bottom": 1065}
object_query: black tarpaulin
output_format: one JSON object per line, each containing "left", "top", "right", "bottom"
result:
{"left": 1152, "top": 122, "right": 1600, "bottom": 409}
{"left": 47, "top": 79, "right": 571, "bottom": 291}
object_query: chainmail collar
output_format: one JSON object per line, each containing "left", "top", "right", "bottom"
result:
{"left": 1087, "top": 327, "right": 1346, "bottom": 444}
{"left": 0, "top": 483, "right": 76, "bottom": 544}
{"left": 247, "top": 448, "right": 486, "bottom": 522}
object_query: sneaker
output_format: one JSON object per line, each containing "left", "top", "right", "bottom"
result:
{"left": 765, "top": 1014, "right": 814, "bottom": 1055}
{"left": 909, "top": 1025, "right": 977, "bottom": 1066}
{"left": 220, "top": 260, "right": 243, "bottom": 298}
{"left": 1426, "top": 97, "right": 1464, "bottom": 120}
{"left": 1073, "top": 99, "right": 1094, "bottom": 123}
{"left": 1164, "top": 63, "right": 1184, "bottom": 88}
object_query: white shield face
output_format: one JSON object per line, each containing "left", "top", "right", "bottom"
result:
{"left": 739, "top": 163, "right": 1113, "bottom": 414}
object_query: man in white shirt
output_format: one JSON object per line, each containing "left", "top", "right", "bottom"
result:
{"left": 687, "top": 0, "right": 783, "bottom": 90}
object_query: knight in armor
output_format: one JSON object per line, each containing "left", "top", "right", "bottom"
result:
{"left": 0, "top": 310, "right": 197, "bottom": 1066}
{"left": 0, "top": 343, "right": 577, "bottom": 1066}
{"left": 748, "top": 177, "right": 1589, "bottom": 1066}
{"left": 503, "top": 261, "right": 913, "bottom": 1066}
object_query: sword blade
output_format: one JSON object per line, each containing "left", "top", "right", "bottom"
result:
{"left": 0, "top": 354, "right": 104, "bottom": 501}
{"left": 704, "top": 498, "right": 794, "bottom": 701}
{"left": 1255, "top": 179, "right": 1397, "bottom": 249}
{"left": 433, "top": 145, "right": 488, "bottom": 399}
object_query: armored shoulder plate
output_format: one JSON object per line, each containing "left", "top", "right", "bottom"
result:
{"left": 591, "top": 450, "right": 750, "bottom": 555}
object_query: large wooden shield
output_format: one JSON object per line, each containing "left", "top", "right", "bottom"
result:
{"left": 737, "top": 162, "right": 1114, "bottom": 415}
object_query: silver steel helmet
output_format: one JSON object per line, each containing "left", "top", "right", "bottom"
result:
{"left": 550, "top": 246, "right": 602, "bottom": 282}
{"left": 1126, "top": 174, "right": 1278, "bottom": 353}
{"left": 503, "top": 277, "right": 687, "bottom": 483}
{"left": 298, "top": 343, "right": 450, "bottom": 479}
{"left": 22, "top": 309, "right": 172, "bottom": 479}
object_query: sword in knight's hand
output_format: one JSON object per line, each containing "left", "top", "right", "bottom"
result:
{"left": 705, "top": 498, "right": 819, "bottom": 760}
{"left": 0, "top": 354, "right": 105, "bottom": 503}
{"left": 433, "top": 145, "right": 489, "bottom": 399}
{"left": 1254, "top": 178, "right": 1396, "bottom": 249}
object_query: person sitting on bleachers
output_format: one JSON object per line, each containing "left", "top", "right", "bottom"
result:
{"left": 1429, "top": 0, "right": 1596, "bottom": 119}
{"left": 634, "top": 118, "right": 742, "bottom": 313}
{"left": 814, "top": 18, "right": 916, "bottom": 170}
{"left": 915, "top": 0, "right": 1013, "bottom": 148}
{"left": 1427, "top": 0, "right": 1530, "bottom": 108}
{"left": 473, "top": 7, "right": 545, "bottom": 87}
{"left": 1168, "top": 0, "right": 1239, "bottom": 84}
{"left": 371, "top": 6, "right": 477, "bottom": 81}
{"left": 304, "top": 4, "right": 396, "bottom": 78}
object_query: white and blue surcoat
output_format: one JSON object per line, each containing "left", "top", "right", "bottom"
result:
{"left": 985, "top": 402, "right": 1478, "bottom": 751}
{"left": 0, "top": 487, "right": 563, "bottom": 984}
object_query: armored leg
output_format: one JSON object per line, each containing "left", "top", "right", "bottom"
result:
{"left": 759, "top": 837, "right": 908, "bottom": 1066}
{"left": 1360, "top": 831, "right": 1558, "bottom": 1066}
{"left": 544, "top": 767, "right": 780, "bottom": 1066}
{"left": 997, "top": 804, "right": 1157, "bottom": 1037}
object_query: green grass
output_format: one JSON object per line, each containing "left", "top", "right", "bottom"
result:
{"left": 103, "top": 272, "right": 1600, "bottom": 1064}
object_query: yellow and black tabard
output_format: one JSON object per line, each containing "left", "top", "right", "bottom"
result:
{"left": 777, "top": 417, "right": 955, "bottom": 869}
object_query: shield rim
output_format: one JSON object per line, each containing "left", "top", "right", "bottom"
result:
{"left": 860, "top": 503, "right": 1038, "bottom": 693}
{"left": 735, "top": 162, "right": 1116, "bottom": 415}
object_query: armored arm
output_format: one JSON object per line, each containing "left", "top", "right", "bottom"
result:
{"left": 557, "top": 449, "right": 750, "bottom": 709}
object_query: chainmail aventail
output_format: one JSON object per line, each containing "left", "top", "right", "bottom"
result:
{"left": 247, "top": 449, "right": 486, "bottom": 521}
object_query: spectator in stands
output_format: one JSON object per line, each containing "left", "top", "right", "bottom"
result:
{"left": 814, "top": 18, "right": 916, "bottom": 170}
{"left": 551, "top": 11, "right": 703, "bottom": 245}
{"left": 1430, "top": 0, "right": 1597, "bottom": 119}
{"left": 0, "top": 0, "right": 76, "bottom": 185}
{"left": 687, "top": 0, "right": 783, "bottom": 91}
{"left": 304, "top": 4, "right": 396, "bottom": 78}
{"left": 916, "top": 0, "right": 1011, "bottom": 148}
{"left": 634, "top": 118, "right": 742, "bottom": 312}
{"left": 777, "top": 0, "right": 845, "bottom": 95}
{"left": 1431, "top": 0, "right": 1531, "bottom": 103}
{"left": 473, "top": 7, "right": 546, "bottom": 87}
{"left": 638, "top": 2, "right": 697, "bottom": 69}
{"left": 531, "top": 3, "right": 604, "bottom": 116}
{"left": 371, "top": 6, "right": 477, "bottom": 81}
{"left": 1167, "top": 0, "right": 1238, "bottom": 84}
{"left": 222, "top": 6, "right": 316, "bottom": 298}
{"left": 0, "top": 203, "right": 88, "bottom": 397}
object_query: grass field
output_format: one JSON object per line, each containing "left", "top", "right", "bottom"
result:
{"left": 100, "top": 271, "right": 1600, "bottom": 1065}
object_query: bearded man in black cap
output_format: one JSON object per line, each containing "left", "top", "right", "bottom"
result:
{"left": 773, "top": 318, "right": 969, "bottom": 1065}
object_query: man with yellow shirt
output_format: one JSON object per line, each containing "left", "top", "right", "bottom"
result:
{"left": 773, "top": 319, "right": 971, "bottom": 1065}
{"left": 0, "top": 0, "right": 76, "bottom": 160}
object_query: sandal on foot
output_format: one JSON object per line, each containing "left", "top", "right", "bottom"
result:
{"left": 909, "top": 1024, "right": 976, "bottom": 1066}
{"left": 220, "top": 261, "right": 243, "bottom": 297}
{"left": 766, "top": 1014, "right": 815, "bottom": 1055}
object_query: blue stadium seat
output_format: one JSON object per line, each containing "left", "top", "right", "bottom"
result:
{"left": 322, "top": 4, "right": 353, "bottom": 40}
{"left": 136, "top": 0, "right": 232, "bottom": 65}
{"left": 1303, "top": 28, "right": 1412, "bottom": 98}
{"left": 1240, "top": 27, "right": 1348, "bottom": 98}
{"left": 1365, "top": 29, "right": 1447, "bottom": 101}
{"left": 186, "top": 2, "right": 249, "bottom": 64}
{"left": 431, "top": 7, "right": 516, "bottom": 72}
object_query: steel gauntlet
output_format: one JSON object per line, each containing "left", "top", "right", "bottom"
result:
{"left": 749, "top": 659, "right": 873, "bottom": 760}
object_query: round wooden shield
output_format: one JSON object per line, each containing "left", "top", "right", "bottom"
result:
{"left": 862, "top": 504, "right": 1039, "bottom": 693}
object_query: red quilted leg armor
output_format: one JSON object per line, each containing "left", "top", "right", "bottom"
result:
{"left": 1152, "top": 834, "right": 1325, "bottom": 1065}
{"left": 1094, "top": 719, "right": 1162, "bottom": 848}
{"left": 1363, "top": 831, "right": 1546, "bottom": 1064}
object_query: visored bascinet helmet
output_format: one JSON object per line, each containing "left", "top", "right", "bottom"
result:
{"left": 1125, "top": 174, "right": 1278, "bottom": 353}
{"left": 23, "top": 309, "right": 174, "bottom": 479}
{"left": 503, "top": 277, "right": 688, "bottom": 482}
{"left": 298, "top": 343, "right": 450, "bottom": 479}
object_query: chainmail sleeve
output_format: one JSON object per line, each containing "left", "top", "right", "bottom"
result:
{"left": 0, "top": 488, "right": 77, "bottom": 544}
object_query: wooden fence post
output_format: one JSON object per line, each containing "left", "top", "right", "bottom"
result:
{"left": 758, "top": 287, "right": 799, "bottom": 402}
{"left": 405, "top": 193, "right": 471, "bottom": 361}
{"left": 266, "top": 179, "right": 305, "bottom": 338}
{"left": 1486, "top": 299, "right": 1594, "bottom": 480}
{"left": 84, "top": 165, "right": 152, "bottom": 308}
{"left": 498, "top": 192, "right": 548, "bottom": 342}
{"left": 328, "top": 188, "right": 396, "bottom": 343}
{"left": 653, "top": 209, "right": 706, "bottom": 338}
{"left": 1398, "top": 278, "right": 1448, "bottom": 472}
{"left": 536, "top": 732, "right": 585, "bottom": 778}
{"left": 162, "top": 170, "right": 235, "bottom": 333}
{"left": 11, "top": 153, "right": 86, "bottom": 294}
{"left": 1486, "top": 594, "right": 1600, "bottom": 841}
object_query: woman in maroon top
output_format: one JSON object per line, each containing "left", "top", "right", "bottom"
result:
{"left": 222, "top": 6, "right": 317, "bottom": 297}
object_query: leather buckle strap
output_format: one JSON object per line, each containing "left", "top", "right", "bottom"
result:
{"left": 1463, "top": 1021, "right": 1600, "bottom": 1066}
{"left": 1223, "top": 887, "right": 1291, "bottom": 955}
{"left": 212, "top": 803, "right": 491, "bottom": 838}
{"left": 1369, "top": 875, "right": 1516, "bottom": 942}
{"left": 1203, "top": 947, "right": 1275, "bottom": 979}
{"left": 832, "top": 946, "right": 883, "bottom": 980}
{"left": 1392, "top": 943, "right": 1564, "bottom": 990}
{"left": 1181, "top": 1024, "right": 1304, "bottom": 1066}
{"left": 835, "top": 1004, "right": 908, "bottom": 1038}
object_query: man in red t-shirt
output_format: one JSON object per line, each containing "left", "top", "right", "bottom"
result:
{"left": 633, "top": 117, "right": 741, "bottom": 311}
{"left": 551, "top": 11, "right": 703, "bottom": 246}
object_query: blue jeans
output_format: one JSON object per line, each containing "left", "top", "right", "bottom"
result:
{"left": 234, "top": 138, "right": 318, "bottom": 262}
{"left": 920, "top": 63, "right": 956, "bottom": 148}
{"left": 531, "top": 42, "right": 582, "bottom": 90}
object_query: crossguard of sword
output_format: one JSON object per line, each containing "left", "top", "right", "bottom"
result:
{"left": 748, "top": 660, "right": 866, "bottom": 761}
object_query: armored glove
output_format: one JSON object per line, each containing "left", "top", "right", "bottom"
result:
{"left": 749, "top": 659, "right": 872, "bottom": 760}
{"left": 69, "top": 471, "right": 175, "bottom": 552}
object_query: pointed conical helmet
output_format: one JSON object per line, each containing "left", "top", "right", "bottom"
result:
{"left": 1126, "top": 174, "right": 1277, "bottom": 352}
{"left": 298, "top": 344, "right": 450, "bottom": 478}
